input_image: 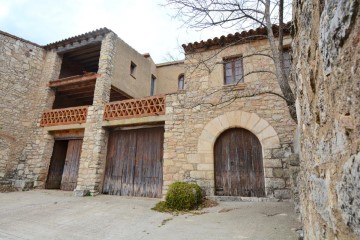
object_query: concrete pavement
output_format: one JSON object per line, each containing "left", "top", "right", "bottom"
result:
{"left": 0, "top": 190, "right": 301, "bottom": 240}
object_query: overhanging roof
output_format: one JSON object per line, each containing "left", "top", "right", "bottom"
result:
{"left": 182, "top": 22, "right": 292, "bottom": 54}
{"left": 44, "top": 28, "right": 113, "bottom": 50}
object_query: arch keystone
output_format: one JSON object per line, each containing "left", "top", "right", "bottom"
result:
{"left": 239, "top": 111, "right": 251, "bottom": 127}
{"left": 245, "top": 113, "right": 261, "bottom": 131}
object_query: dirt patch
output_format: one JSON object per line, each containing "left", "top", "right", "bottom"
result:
{"left": 218, "top": 208, "right": 237, "bottom": 213}
{"left": 0, "top": 185, "right": 18, "bottom": 193}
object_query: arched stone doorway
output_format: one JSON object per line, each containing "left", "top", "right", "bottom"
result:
{"left": 196, "top": 110, "right": 281, "bottom": 196}
{"left": 214, "top": 128, "right": 265, "bottom": 197}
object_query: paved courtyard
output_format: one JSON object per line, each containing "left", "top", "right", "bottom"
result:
{"left": 0, "top": 190, "right": 301, "bottom": 240}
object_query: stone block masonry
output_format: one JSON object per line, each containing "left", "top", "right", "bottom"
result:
{"left": 293, "top": 0, "right": 360, "bottom": 239}
{"left": 0, "top": 32, "right": 48, "bottom": 181}
{"left": 16, "top": 50, "right": 61, "bottom": 188}
{"left": 160, "top": 35, "right": 296, "bottom": 199}
{"left": 162, "top": 51, "right": 296, "bottom": 198}
{"left": 75, "top": 32, "right": 116, "bottom": 196}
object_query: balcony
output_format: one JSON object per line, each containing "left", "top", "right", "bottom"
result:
{"left": 103, "top": 95, "right": 165, "bottom": 121}
{"left": 40, "top": 106, "right": 88, "bottom": 127}
{"left": 40, "top": 95, "right": 166, "bottom": 129}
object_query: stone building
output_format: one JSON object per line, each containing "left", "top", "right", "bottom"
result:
{"left": 0, "top": 25, "right": 295, "bottom": 199}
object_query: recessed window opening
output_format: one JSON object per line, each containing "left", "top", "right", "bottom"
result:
{"left": 150, "top": 75, "right": 156, "bottom": 96}
{"left": 178, "top": 74, "right": 185, "bottom": 90}
{"left": 130, "top": 61, "right": 137, "bottom": 77}
{"left": 223, "top": 56, "right": 244, "bottom": 85}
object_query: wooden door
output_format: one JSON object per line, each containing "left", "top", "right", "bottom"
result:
{"left": 214, "top": 128, "right": 265, "bottom": 197}
{"left": 60, "top": 139, "right": 83, "bottom": 191}
{"left": 103, "top": 127, "right": 164, "bottom": 198}
{"left": 46, "top": 140, "right": 68, "bottom": 189}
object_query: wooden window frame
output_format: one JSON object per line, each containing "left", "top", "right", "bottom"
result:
{"left": 223, "top": 56, "right": 244, "bottom": 85}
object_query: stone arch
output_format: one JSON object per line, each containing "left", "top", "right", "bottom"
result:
{"left": 196, "top": 111, "right": 280, "bottom": 196}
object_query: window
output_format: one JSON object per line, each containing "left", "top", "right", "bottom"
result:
{"left": 224, "top": 57, "right": 244, "bottom": 85}
{"left": 283, "top": 49, "right": 292, "bottom": 78}
{"left": 150, "top": 75, "right": 156, "bottom": 96}
{"left": 178, "top": 74, "right": 184, "bottom": 90}
{"left": 130, "top": 61, "right": 137, "bottom": 77}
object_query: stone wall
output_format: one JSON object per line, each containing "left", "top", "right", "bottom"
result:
{"left": 16, "top": 50, "right": 61, "bottom": 188}
{"left": 0, "top": 32, "right": 46, "bottom": 180}
{"left": 162, "top": 39, "right": 296, "bottom": 198}
{"left": 75, "top": 32, "right": 116, "bottom": 196}
{"left": 293, "top": 0, "right": 359, "bottom": 239}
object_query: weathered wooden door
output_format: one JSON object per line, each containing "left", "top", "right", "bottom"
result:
{"left": 103, "top": 127, "right": 164, "bottom": 198}
{"left": 214, "top": 128, "right": 265, "bottom": 197}
{"left": 60, "top": 139, "right": 83, "bottom": 191}
{"left": 46, "top": 140, "right": 68, "bottom": 189}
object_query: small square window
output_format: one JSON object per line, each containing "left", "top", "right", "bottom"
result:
{"left": 223, "top": 57, "right": 244, "bottom": 85}
{"left": 130, "top": 61, "right": 137, "bottom": 77}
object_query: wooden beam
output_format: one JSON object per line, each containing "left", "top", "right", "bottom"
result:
{"left": 67, "top": 52, "right": 100, "bottom": 61}
{"left": 61, "top": 91, "right": 95, "bottom": 98}
{"left": 56, "top": 82, "right": 95, "bottom": 92}
{"left": 65, "top": 45, "right": 101, "bottom": 57}
{"left": 49, "top": 73, "right": 99, "bottom": 88}
{"left": 58, "top": 86, "right": 95, "bottom": 95}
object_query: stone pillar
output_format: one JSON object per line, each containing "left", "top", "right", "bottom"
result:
{"left": 16, "top": 50, "right": 61, "bottom": 189}
{"left": 75, "top": 32, "right": 116, "bottom": 196}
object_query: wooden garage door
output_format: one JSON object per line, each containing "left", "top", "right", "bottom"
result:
{"left": 60, "top": 139, "right": 83, "bottom": 191}
{"left": 46, "top": 139, "right": 82, "bottom": 191}
{"left": 214, "top": 128, "right": 265, "bottom": 197}
{"left": 103, "top": 127, "right": 164, "bottom": 198}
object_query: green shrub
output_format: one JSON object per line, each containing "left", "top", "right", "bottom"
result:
{"left": 165, "top": 182, "right": 203, "bottom": 211}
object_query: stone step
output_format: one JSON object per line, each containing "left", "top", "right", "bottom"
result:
{"left": 208, "top": 196, "right": 282, "bottom": 202}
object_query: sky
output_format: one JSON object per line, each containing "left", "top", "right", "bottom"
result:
{"left": 0, "top": 0, "right": 239, "bottom": 63}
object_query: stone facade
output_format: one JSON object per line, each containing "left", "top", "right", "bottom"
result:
{"left": 0, "top": 32, "right": 46, "bottom": 180}
{"left": 162, "top": 38, "right": 296, "bottom": 198}
{"left": 293, "top": 0, "right": 360, "bottom": 239}
{"left": 16, "top": 50, "right": 61, "bottom": 188}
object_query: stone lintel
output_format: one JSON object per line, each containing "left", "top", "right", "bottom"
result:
{"left": 44, "top": 123, "right": 88, "bottom": 131}
{"left": 102, "top": 115, "right": 168, "bottom": 127}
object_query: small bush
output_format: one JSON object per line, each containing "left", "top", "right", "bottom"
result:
{"left": 165, "top": 182, "right": 203, "bottom": 211}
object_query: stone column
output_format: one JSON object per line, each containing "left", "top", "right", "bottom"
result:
{"left": 16, "top": 50, "right": 61, "bottom": 189}
{"left": 75, "top": 32, "right": 116, "bottom": 196}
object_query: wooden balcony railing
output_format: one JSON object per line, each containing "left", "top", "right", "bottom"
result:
{"left": 40, "top": 106, "right": 88, "bottom": 127}
{"left": 103, "top": 95, "right": 165, "bottom": 121}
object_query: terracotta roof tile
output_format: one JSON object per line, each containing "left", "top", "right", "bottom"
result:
{"left": 44, "top": 28, "right": 112, "bottom": 50}
{"left": 182, "top": 22, "right": 292, "bottom": 54}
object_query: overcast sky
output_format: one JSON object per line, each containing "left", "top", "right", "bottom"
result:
{"left": 0, "top": 0, "right": 240, "bottom": 63}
